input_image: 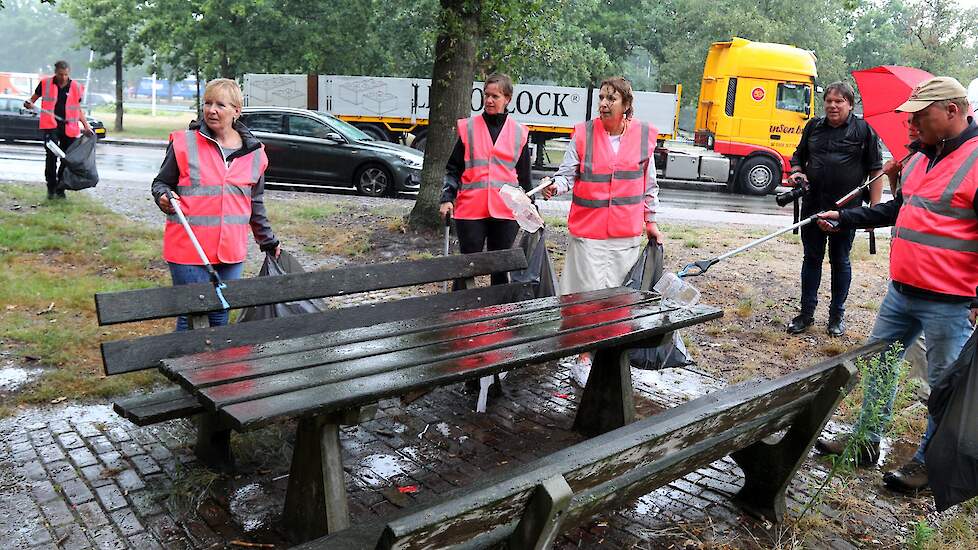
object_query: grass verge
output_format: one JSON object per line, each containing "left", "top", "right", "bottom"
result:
{"left": 0, "top": 184, "right": 169, "bottom": 412}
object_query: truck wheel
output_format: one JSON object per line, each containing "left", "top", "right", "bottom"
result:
{"left": 737, "top": 156, "right": 781, "bottom": 195}
{"left": 357, "top": 124, "right": 390, "bottom": 142}
{"left": 355, "top": 164, "right": 392, "bottom": 197}
{"left": 411, "top": 133, "right": 427, "bottom": 152}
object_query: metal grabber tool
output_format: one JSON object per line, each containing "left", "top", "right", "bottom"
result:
{"left": 678, "top": 151, "right": 914, "bottom": 278}
{"left": 164, "top": 189, "right": 231, "bottom": 309}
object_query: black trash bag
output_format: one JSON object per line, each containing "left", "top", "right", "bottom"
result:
{"left": 509, "top": 228, "right": 559, "bottom": 300}
{"left": 622, "top": 243, "right": 693, "bottom": 371}
{"left": 59, "top": 134, "right": 99, "bottom": 191}
{"left": 238, "top": 250, "right": 326, "bottom": 322}
{"left": 925, "top": 330, "right": 978, "bottom": 512}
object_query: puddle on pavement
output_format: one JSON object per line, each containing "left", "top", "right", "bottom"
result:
{"left": 435, "top": 422, "right": 452, "bottom": 437}
{"left": 228, "top": 483, "right": 278, "bottom": 533}
{"left": 632, "top": 366, "right": 725, "bottom": 404}
{"left": 358, "top": 453, "right": 421, "bottom": 487}
{"left": 0, "top": 360, "right": 47, "bottom": 393}
{"left": 631, "top": 493, "right": 662, "bottom": 516}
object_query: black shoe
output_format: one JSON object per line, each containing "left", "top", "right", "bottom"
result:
{"left": 827, "top": 314, "right": 846, "bottom": 337}
{"left": 787, "top": 314, "right": 815, "bottom": 334}
{"left": 815, "top": 436, "right": 880, "bottom": 467}
{"left": 883, "top": 459, "right": 928, "bottom": 493}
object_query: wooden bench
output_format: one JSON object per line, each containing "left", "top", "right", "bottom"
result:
{"left": 96, "top": 249, "right": 533, "bottom": 468}
{"left": 297, "top": 342, "right": 885, "bottom": 550}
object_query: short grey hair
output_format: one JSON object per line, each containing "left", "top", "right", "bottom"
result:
{"left": 823, "top": 81, "right": 855, "bottom": 106}
{"left": 935, "top": 97, "right": 971, "bottom": 115}
{"left": 54, "top": 60, "right": 70, "bottom": 71}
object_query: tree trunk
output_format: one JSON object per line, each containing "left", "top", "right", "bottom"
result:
{"left": 195, "top": 62, "right": 202, "bottom": 120}
{"left": 114, "top": 48, "right": 124, "bottom": 132}
{"left": 407, "top": 1, "right": 480, "bottom": 231}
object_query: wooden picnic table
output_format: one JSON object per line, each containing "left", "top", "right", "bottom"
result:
{"left": 157, "top": 286, "right": 721, "bottom": 541}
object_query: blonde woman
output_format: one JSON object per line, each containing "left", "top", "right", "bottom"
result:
{"left": 151, "top": 79, "right": 280, "bottom": 330}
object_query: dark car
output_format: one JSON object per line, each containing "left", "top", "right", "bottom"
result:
{"left": 239, "top": 106, "right": 422, "bottom": 197}
{"left": 0, "top": 94, "right": 107, "bottom": 141}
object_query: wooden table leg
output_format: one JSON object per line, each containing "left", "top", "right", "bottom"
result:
{"left": 283, "top": 414, "right": 350, "bottom": 542}
{"left": 573, "top": 346, "right": 637, "bottom": 437}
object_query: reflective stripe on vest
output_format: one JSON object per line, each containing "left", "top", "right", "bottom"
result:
{"left": 162, "top": 129, "right": 266, "bottom": 265}
{"left": 39, "top": 78, "right": 83, "bottom": 137}
{"left": 567, "top": 119, "right": 655, "bottom": 239}
{"left": 890, "top": 137, "right": 978, "bottom": 297}
{"left": 454, "top": 115, "right": 528, "bottom": 220}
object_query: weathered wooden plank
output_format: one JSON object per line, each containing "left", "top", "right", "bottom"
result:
{"left": 164, "top": 287, "right": 639, "bottom": 377}
{"left": 315, "top": 344, "right": 877, "bottom": 550}
{"left": 95, "top": 249, "right": 528, "bottom": 325}
{"left": 290, "top": 521, "right": 387, "bottom": 550}
{"left": 176, "top": 293, "right": 661, "bottom": 403}
{"left": 573, "top": 346, "right": 641, "bottom": 437}
{"left": 282, "top": 414, "right": 349, "bottom": 542}
{"left": 112, "top": 387, "right": 203, "bottom": 426}
{"left": 222, "top": 303, "right": 722, "bottom": 430}
{"left": 198, "top": 300, "right": 674, "bottom": 413}
{"left": 100, "top": 282, "right": 536, "bottom": 375}
{"left": 378, "top": 372, "right": 830, "bottom": 549}
{"left": 373, "top": 343, "right": 885, "bottom": 549}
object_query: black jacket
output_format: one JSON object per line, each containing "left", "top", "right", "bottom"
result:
{"left": 791, "top": 113, "right": 883, "bottom": 212}
{"left": 151, "top": 120, "right": 279, "bottom": 252}
{"left": 839, "top": 118, "right": 978, "bottom": 305}
{"left": 440, "top": 112, "right": 533, "bottom": 204}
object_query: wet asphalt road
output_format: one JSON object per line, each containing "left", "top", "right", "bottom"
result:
{"left": 0, "top": 140, "right": 844, "bottom": 227}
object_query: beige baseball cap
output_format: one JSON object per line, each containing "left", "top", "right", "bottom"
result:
{"left": 896, "top": 76, "right": 968, "bottom": 113}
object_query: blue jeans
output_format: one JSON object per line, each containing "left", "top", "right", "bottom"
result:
{"left": 859, "top": 282, "right": 973, "bottom": 463}
{"left": 168, "top": 262, "right": 244, "bottom": 331}
{"left": 800, "top": 223, "right": 856, "bottom": 317}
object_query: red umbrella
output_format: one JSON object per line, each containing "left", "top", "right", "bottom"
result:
{"left": 852, "top": 65, "right": 933, "bottom": 159}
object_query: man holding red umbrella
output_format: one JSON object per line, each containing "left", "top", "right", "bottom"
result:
{"left": 816, "top": 76, "right": 978, "bottom": 494}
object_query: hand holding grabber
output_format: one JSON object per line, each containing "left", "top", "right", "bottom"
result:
{"left": 164, "top": 189, "right": 231, "bottom": 309}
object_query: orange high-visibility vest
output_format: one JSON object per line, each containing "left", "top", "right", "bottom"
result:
{"left": 568, "top": 119, "right": 656, "bottom": 239}
{"left": 163, "top": 129, "right": 268, "bottom": 265}
{"left": 39, "top": 77, "right": 84, "bottom": 137}
{"left": 454, "top": 115, "right": 529, "bottom": 220}
{"left": 890, "top": 136, "right": 978, "bottom": 298}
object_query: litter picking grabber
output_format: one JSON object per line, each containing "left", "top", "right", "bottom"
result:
{"left": 443, "top": 214, "right": 452, "bottom": 292}
{"left": 164, "top": 189, "right": 231, "bottom": 309}
{"left": 678, "top": 151, "right": 913, "bottom": 279}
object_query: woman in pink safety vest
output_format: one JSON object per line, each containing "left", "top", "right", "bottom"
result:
{"left": 540, "top": 76, "right": 663, "bottom": 386}
{"left": 439, "top": 73, "right": 533, "bottom": 287}
{"left": 151, "top": 79, "right": 281, "bottom": 331}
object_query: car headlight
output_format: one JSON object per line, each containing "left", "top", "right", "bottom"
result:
{"left": 398, "top": 155, "right": 423, "bottom": 169}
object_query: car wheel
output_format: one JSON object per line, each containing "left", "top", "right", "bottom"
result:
{"left": 355, "top": 164, "right": 392, "bottom": 197}
{"left": 737, "top": 156, "right": 781, "bottom": 195}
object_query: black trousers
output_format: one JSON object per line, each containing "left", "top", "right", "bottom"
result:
{"left": 455, "top": 218, "right": 519, "bottom": 286}
{"left": 44, "top": 130, "right": 76, "bottom": 197}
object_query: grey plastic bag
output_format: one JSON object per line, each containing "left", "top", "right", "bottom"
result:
{"left": 238, "top": 250, "right": 326, "bottom": 322}
{"left": 622, "top": 243, "right": 693, "bottom": 370}
{"left": 510, "top": 228, "right": 559, "bottom": 300}
{"left": 925, "top": 330, "right": 978, "bottom": 512}
{"left": 59, "top": 134, "right": 99, "bottom": 190}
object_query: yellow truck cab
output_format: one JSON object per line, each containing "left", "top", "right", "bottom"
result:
{"left": 693, "top": 37, "right": 817, "bottom": 195}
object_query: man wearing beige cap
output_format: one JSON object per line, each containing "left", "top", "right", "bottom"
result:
{"left": 814, "top": 76, "right": 978, "bottom": 494}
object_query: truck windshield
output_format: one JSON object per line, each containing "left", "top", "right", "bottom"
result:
{"left": 315, "top": 111, "right": 373, "bottom": 141}
{"left": 777, "top": 83, "right": 809, "bottom": 114}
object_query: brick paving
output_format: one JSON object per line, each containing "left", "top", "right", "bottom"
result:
{"left": 0, "top": 361, "right": 936, "bottom": 549}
